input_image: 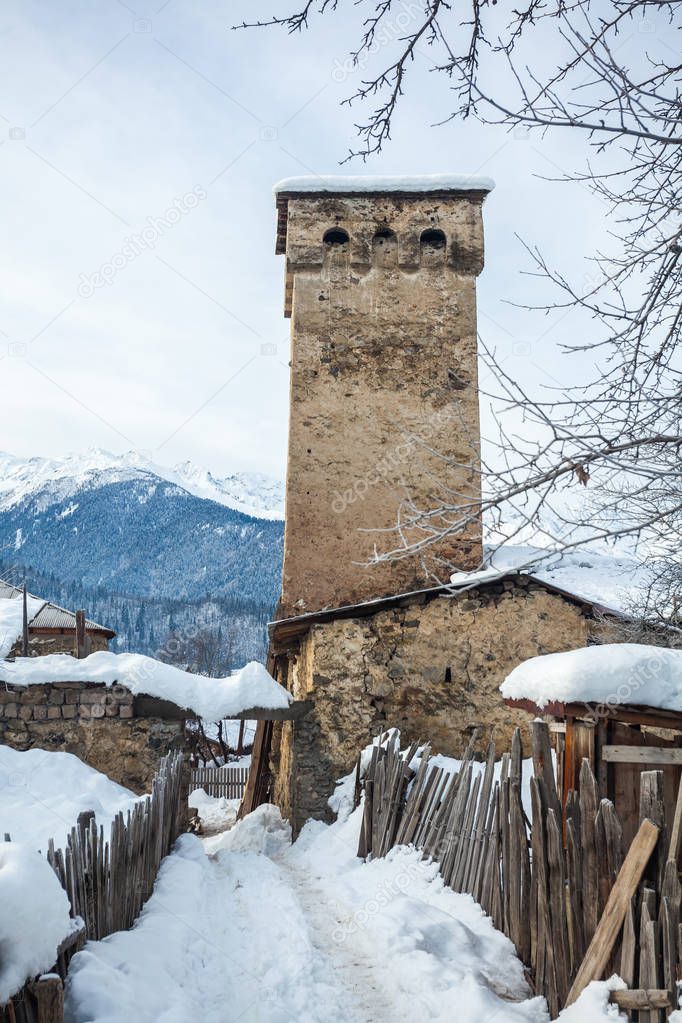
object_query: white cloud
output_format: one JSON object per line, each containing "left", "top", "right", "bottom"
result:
{"left": 0, "top": 0, "right": 618, "bottom": 479}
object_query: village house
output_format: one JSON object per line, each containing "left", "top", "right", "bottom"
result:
{"left": 263, "top": 176, "right": 626, "bottom": 831}
{"left": 0, "top": 579, "right": 115, "bottom": 658}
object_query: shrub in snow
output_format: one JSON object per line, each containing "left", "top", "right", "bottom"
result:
{"left": 0, "top": 842, "right": 72, "bottom": 1002}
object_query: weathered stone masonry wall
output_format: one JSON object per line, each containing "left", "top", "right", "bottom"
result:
{"left": 8, "top": 633, "right": 110, "bottom": 659}
{"left": 272, "top": 579, "right": 597, "bottom": 829}
{"left": 280, "top": 192, "right": 486, "bottom": 616}
{"left": 0, "top": 682, "right": 186, "bottom": 793}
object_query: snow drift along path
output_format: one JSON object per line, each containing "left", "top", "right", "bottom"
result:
{"left": 65, "top": 801, "right": 625, "bottom": 1023}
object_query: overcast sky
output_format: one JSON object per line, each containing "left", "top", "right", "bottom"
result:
{"left": 0, "top": 0, "right": 613, "bottom": 479}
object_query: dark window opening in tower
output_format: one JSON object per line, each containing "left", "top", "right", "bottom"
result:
{"left": 420, "top": 229, "right": 446, "bottom": 250}
{"left": 323, "top": 228, "right": 349, "bottom": 246}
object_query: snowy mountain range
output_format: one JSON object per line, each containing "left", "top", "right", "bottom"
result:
{"left": 0, "top": 449, "right": 285, "bottom": 664}
{"left": 0, "top": 450, "right": 285, "bottom": 521}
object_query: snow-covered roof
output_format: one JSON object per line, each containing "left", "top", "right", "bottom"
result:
{"left": 501, "top": 643, "right": 682, "bottom": 713}
{"left": 0, "top": 595, "right": 45, "bottom": 660}
{"left": 274, "top": 174, "right": 495, "bottom": 195}
{"left": 449, "top": 542, "right": 641, "bottom": 617}
{"left": 0, "top": 581, "right": 115, "bottom": 639}
{"left": 0, "top": 651, "right": 292, "bottom": 721}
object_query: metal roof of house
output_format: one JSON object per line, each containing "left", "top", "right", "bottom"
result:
{"left": 0, "top": 579, "right": 115, "bottom": 637}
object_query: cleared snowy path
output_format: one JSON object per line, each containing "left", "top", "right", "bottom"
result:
{"left": 273, "top": 855, "right": 409, "bottom": 1023}
{"left": 64, "top": 804, "right": 624, "bottom": 1023}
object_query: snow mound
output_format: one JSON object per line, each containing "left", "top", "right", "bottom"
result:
{"left": 274, "top": 173, "right": 495, "bottom": 194}
{"left": 0, "top": 842, "right": 73, "bottom": 1002}
{"left": 501, "top": 643, "right": 682, "bottom": 711}
{"left": 0, "top": 653, "right": 292, "bottom": 721}
{"left": 0, "top": 745, "right": 140, "bottom": 851}
{"left": 208, "top": 803, "right": 292, "bottom": 857}
{"left": 0, "top": 595, "right": 45, "bottom": 660}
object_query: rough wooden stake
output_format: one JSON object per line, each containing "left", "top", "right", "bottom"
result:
{"left": 565, "top": 818, "right": 660, "bottom": 1007}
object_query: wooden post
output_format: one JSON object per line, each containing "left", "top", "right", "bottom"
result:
{"left": 565, "top": 817, "right": 660, "bottom": 1006}
{"left": 28, "top": 975, "right": 64, "bottom": 1023}
{"left": 21, "top": 583, "right": 29, "bottom": 656}
{"left": 75, "top": 610, "right": 86, "bottom": 659}
{"left": 640, "top": 770, "right": 666, "bottom": 891}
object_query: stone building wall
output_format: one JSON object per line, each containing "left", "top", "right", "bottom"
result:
{"left": 271, "top": 578, "right": 598, "bottom": 830}
{"left": 0, "top": 681, "right": 187, "bottom": 793}
{"left": 278, "top": 189, "right": 488, "bottom": 616}
{"left": 8, "top": 632, "right": 110, "bottom": 659}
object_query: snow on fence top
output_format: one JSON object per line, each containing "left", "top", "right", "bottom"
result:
{"left": 0, "top": 841, "right": 74, "bottom": 1002}
{"left": 500, "top": 643, "right": 682, "bottom": 712}
{"left": 0, "top": 651, "right": 292, "bottom": 721}
{"left": 273, "top": 173, "right": 495, "bottom": 195}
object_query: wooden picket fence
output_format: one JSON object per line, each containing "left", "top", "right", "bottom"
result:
{"left": 190, "top": 766, "right": 249, "bottom": 800}
{"left": 1, "top": 751, "right": 186, "bottom": 1022}
{"left": 357, "top": 724, "right": 682, "bottom": 1019}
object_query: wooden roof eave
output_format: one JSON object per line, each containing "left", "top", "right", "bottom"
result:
{"left": 504, "top": 696, "right": 682, "bottom": 733}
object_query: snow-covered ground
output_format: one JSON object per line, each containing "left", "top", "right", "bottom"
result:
{"left": 64, "top": 801, "right": 626, "bottom": 1023}
{"left": 0, "top": 745, "right": 141, "bottom": 1004}
{"left": 0, "top": 739, "right": 629, "bottom": 1022}
{"left": 0, "top": 745, "right": 140, "bottom": 851}
{"left": 189, "top": 787, "right": 241, "bottom": 842}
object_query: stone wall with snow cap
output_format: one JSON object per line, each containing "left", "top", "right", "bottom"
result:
{"left": 0, "top": 680, "right": 186, "bottom": 793}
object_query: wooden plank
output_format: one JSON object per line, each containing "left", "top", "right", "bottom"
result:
{"left": 602, "top": 746, "right": 682, "bottom": 765}
{"left": 565, "top": 817, "right": 660, "bottom": 1006}
{"left": 573, "top": 722, "right": 596, "bottom": 786}
{"left": 619, "top": 898, "right": 636, "bottom": 987}
{"left": 596, "top": 720, "right": 609, "bottom": 798}
{"left": 660, "top": 896, "right": 677, "bottom": 1002}
{"left": 531, "top": 777, "right": 558, "bottom": 1017}
{"left": 531, "top": 721, "right": 562, "bottom": 821}
{"left": 465, "top": 744, "right": 496, "bottom": 895}
{"left": 610, "top": 990, "right": 672, "bottom": 1011}
{"left": 546, "top": 808, "right": 570, "bottom": 1005}
{"left": 566, "top": 815, "right": 585, "bottom": 973}
{"left": 640, "top": 771, "right": 667, "bottom": 892}
{"left": 638, "top": 903, "right": 660, "bottom": 1023}
{"left": 667, "top": 775, "right": 682, "bottom": 866}
{"left": 27, "top": 976, "right": 64, "bottom": 1023}
{"left": 580, "top": 758, "right": 600, "bottom": 946}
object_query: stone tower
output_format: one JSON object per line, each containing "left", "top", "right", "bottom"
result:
{"left": 274, "top": 176, "right": 493, "bottom": 617}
